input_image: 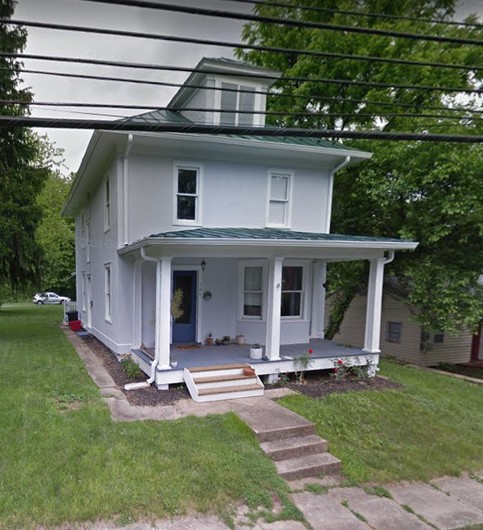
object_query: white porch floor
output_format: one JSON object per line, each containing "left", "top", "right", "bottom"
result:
{"left": 170, "top": 339, "right": 367, "bottom": 369}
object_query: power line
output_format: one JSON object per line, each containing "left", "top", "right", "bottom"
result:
{"left": 3, "top": 100, "right": 481, "bottom": 122}
{"left": 220, "top": 0, "right": 483, "bottom": 30}
{"left": 5, "top": 19, "right": 483, "bottom": 73}
{"left": 1, "top": 115, "right": 481, "bottom": 142}
{"left": 78, "top": 0, "right": 483, "bottom": 47}
{"left": 12, "top": 66, "right": 482, "bottom": 98}
{"left": 4, "top": 52, "right": 483, "bottom": 113}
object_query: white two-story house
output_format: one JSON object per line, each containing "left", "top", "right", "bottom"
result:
{"left": 63, "top": 57, "right": 417, "bottom": 398}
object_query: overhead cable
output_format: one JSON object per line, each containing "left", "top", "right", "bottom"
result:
{"left": 220, "top": 0, "right": 483, "bottom": 30}
{"left": 4, "top": 53, "right": 481, "bottom": 113}
{"left": 78, "top": 0, "right": 483, "bottom": 47}
{"left": 1, "top": 115, "right": 482, "bottom": 142}
{"left": 12, "top": 67, "right": 482, "bottom": 96}
{"left": 3, "top": 100, "right": 481, "bottom": 122}
{"left": 4, "top": 19, "right": 482, "bottom": 73}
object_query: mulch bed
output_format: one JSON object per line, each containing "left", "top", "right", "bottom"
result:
{"left": 79, "top": 333, "right": 402, "bottom": 406}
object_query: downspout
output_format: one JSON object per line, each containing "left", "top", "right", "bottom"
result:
{"left": 122, "top": 134, "right": 133, "bottom": 246}
{"left": 325, "top": 155, "right": 351, "bottom": 233}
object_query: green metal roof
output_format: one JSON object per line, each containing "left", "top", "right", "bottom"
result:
{"left": 149, "top": 227, "right": 410, "bottom": 244}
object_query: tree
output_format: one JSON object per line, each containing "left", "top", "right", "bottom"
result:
{"left": 36, "top": 168, "right": 75, "bottom": 298}
{"left": 0, "top": 1, "right": 50, "bottom": 293}
{"left": 237, "top": 0, "right": 483, "bottom": 335}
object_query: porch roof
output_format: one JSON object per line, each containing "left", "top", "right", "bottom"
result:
{"left": 119, "top": 227, "right": 417, "bottom": 255}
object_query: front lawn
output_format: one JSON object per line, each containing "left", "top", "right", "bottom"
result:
{"left": 0, "top": 304, "right": 292, "bottom": 529}
{"left": 278, "top": 358, "right": 483, "bottom": 484}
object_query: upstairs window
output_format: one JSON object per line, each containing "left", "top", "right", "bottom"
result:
{"left": 220, "top": 83, "right": 255, "bottom": 126}
{"left": 104, "top": 175, "right": 110, "bottom": 231}
{"left": 267, "top": 172, "right": 291, "bottom": 227}
{"left": 281, "top": 266, "right": 303, "bottom": 318}
{"left": 175, "top": 165, "right": 201, "bottom": 224}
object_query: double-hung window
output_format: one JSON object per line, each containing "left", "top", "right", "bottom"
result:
{"left": 220, "top": 83, "right": 255, "bottom": 126}
{"left": 105, "top": 264, "right": 112, "bottom": 322}
{"left": 239, "top": 261, "right": 265, "bottom": 320}
{"left": 386, "top": 321, "right": 402, "bottom": 343}
{"left": 175, "top": 165, "right": 200, "bottom": 224}
{"left": 281, "top": 266, "right": 304, "bottom": 318}
{"left": 104, "top": 175, "right": 110, "bottom": 231}
{"left": 268, "top": 172, "right": 291, "bottom": 227}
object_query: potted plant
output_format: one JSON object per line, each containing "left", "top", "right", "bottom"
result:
{"left": 223, "top": 335, "right": 231, "bottom": 345}
{"left": 249, "top": 343, "right": 263, "bottom": 360}
{"left": 206, "top": 332, "right": 214, "bottom": 346}
{"left": 215, "top": 338, "right": 222, "bottom": 346}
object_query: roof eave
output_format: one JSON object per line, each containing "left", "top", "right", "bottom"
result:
{"left": 118, "top": 237, "right": 418, "bottom": 255}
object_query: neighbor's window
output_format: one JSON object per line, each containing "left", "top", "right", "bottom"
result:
{"left": 386, "top": 321, "right": 402, "bottom": 343}
{"left": 104, "top": 175, "right": 110, "bottom": 231}
{"left": 433, "top": 331, "right": 445, "bottom": 344}
{"left": 105, "top": 264, "right": 112, "bottom": 322}
{"left": 80, "top": 211, "right": 85, "bottom": 248}
{"left": 176, "top": 166, "right": 200, "bottom": 223}
{"left": 243, "top": 266, "right": 263, "bottom": 318}
{"left": 268, "top": 172, "right": 291, "bottom": 227}
{"left": 281, "top": 266, "right": 303, "bottom": 318}
{"left": 220, "top": 83, "right": 255, "bottom": 126}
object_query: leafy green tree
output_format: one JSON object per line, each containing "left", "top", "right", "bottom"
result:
{"left": 36, "top": 169, "right": 75, "bottom": 298}
{"left": 0, "top": 1, "right": 49, "bottom": 293}
{"left": 237, "top": 0, "right": 483, "bottom": 335}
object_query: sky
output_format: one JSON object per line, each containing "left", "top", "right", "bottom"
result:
{"left": 13, "top": 0, "right": 483, "bottom": 175}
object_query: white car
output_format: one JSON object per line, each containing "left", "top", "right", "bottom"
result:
{"left": 33, "top": 292, "right": 71, "bottom": 305}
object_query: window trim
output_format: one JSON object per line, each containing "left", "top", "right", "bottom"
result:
{"left": 238, "top": 260, "right": 267, "bottom": 321}
{"left": 81, "top": 271, "right": 87, "bottom": 312}
{"left": 173, "top": 162, "right": 203, "bottom": 226}
{"left": 85, "top": 219, "right": 91, "bottom": 264}
{"left": 80, "top": 210, "right": 86, "bottom": 249}
{"left": 104, "top": 263, "right": 112, "bottom": 323}
{"left": 266, "top": 170, "right": 293, "bottom": 228}
{"left": 104, "top": 174, "right": 111, "bottom": 232}
{"left": 386, "top": 321, "right": 402, "bottom": 343}
{"left": 281, "top": 262, "right": 306, "bottom": 320}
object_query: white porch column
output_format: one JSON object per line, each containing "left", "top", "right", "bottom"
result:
{"left": 363, "top": 257, "right": 386, "bottom": 353}
{"left": 265, "top": 257, "right": 283, "bottom": 361}
{"left": 155, "top": 257, "right": 172, "bottom": 370}
{"left": 132, "top": 260, "right": 142, "bottom": 348}
{"left": 310, "top": 261, "right": 327, "bottom": 339}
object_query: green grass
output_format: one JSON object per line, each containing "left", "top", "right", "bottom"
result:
{"left": 0, "top": 304, "right": 292, "bottom": 529}
{"left": 278, "top": 358, "right": 483, "bottom": 485}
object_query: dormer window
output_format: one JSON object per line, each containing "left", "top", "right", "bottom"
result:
{"left": 220, "top": 83, "right": 255, "bottom": 126}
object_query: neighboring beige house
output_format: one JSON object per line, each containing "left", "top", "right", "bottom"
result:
{"left": 326, "top": 287, "right": 482, "bottom": 367}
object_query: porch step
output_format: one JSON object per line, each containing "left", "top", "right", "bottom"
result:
{"left": 275, "top": 452, "right": 341, "bottom": 480}
{"left": 260, "top": 434, "right": 328, "bottom": 461}
{"left": 184, "top": 364, "right": 264, "bottom": 402}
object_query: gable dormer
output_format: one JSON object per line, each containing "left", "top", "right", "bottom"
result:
{"left": 167, "top": 57, "right": 281, "bottom": 127}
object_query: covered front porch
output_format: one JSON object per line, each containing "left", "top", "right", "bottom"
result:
{"left": 132, "top": 338, "right": 378, "bottom": 387}
{"left": 120, "top": 227, "right": 416, "bottom": 389}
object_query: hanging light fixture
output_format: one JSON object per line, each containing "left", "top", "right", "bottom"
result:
{"left": 200, "top": 258, "right": 206, "bottom": 271}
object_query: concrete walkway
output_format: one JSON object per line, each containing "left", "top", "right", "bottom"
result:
{"left": 65, "top": 329, "right": 483, "bottom": 530}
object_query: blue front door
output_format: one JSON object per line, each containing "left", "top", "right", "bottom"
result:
{"left": 172, "top": 270, "right": 197, "bottom": 344}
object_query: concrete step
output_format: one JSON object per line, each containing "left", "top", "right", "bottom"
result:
{"left": 276, "top": 452, "right": 341, "bottom": 481}
{"left": 260, "top": 434, "right": 328, "bottom": 461}
{"left": 256, "top": 423, "right": 315, "bottom": 443}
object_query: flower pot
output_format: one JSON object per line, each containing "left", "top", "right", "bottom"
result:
{"left": 236, "top": 334, "right": 245, "bottom": 345}
{"left": 206, "top": 337, "right": 214, "bottom": 346}
{"left": 170, "top": 360, "right": 178, "bottom": 368}
{"left": 243, "top": 366, "right": 256, "bottom": 376}
{"left": 249, "top": 347, "right": 263, "bottom": 360}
